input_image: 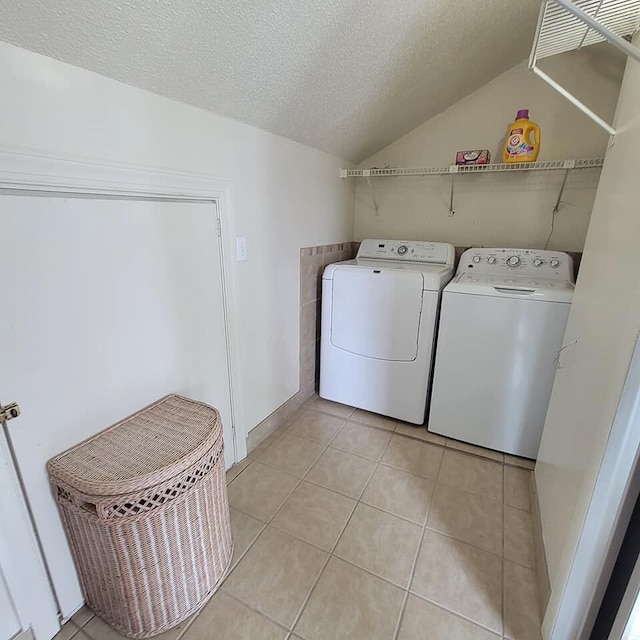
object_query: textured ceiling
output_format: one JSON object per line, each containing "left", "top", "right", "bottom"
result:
{"left": 0, "top": 0, "right": 541, "bottom": 161}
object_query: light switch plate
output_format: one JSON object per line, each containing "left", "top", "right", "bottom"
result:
{"left": 236, "top": 236, "right": 248, "bottom": 262}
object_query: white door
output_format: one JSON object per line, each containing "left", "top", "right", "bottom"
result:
{"left": 1, "top": 420, "right": 59, "bottom": 640}
{"left": 0, "top": 194, "right": 235, "bottom": 619}
{"left": 0, "top": 570, "right": 20, "bottom": 640}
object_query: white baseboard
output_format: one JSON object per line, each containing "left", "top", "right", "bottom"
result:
{"left": 531, "top": 472, "right": 552, "bottom": 616}
{"left": 246, "top": 388, "right": 314, "bottom": 453}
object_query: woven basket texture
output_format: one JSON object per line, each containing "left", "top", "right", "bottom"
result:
{"left": 47, "top": 395, "right": 233, "bottom": 638}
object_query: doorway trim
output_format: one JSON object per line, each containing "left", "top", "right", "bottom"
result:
{"left": 546, "top": 335, "right": 640, "bottom": 638}
{"left": 1, "top": 426, "right": 59, "bottom": 640}
{"left": 0, "top": 144, "right": 245, "bottom": 460}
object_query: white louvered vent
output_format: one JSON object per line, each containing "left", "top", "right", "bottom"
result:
{"left": 534, "top": 0, "right": 640, "bottom": 59}
{"left": 529, "top": 0, "right": 640, "bottom": 135}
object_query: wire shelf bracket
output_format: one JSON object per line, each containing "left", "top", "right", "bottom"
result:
{"left": 529, "top": 0, "right": 640, "bottom": 136}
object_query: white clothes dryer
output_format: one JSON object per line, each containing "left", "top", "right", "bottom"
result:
{"left": 319, "top": 239, "right": 455, "bottom": 424}
{"left": 428, "top": 247, "right": 575, "bottom": 458}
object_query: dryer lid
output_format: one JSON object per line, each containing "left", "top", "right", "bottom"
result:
{"left": 323, "top": 260, "right": 453, "bottom": 291}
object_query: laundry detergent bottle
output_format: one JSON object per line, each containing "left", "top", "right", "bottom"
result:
{"left": 502, "top": 109, "right": 541, "bottom": 163}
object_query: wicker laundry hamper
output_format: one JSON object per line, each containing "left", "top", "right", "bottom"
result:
{"left": 47, "top": 394, "right": 233, "bottom": 639}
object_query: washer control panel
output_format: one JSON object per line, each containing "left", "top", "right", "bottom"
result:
{"left": 358, "top": 239, "right": 455, "bottom": 265}
{"left": 458, "top": 248, "right": 573, "bottom": 280}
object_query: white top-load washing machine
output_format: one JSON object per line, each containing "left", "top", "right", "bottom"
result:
{"left": 428, "top": 247, "right": 575, "bottom": 458}
{"left": 319, "top": 239, "right": 455, "bottom": 424}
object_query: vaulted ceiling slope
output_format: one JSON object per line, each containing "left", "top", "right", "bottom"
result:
{"left": 0, "top": 0, "right": 540, "bottom": 162}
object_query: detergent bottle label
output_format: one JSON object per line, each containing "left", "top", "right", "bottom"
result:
{"left": 506, "top": 128, "right": 535, "bottom": 158}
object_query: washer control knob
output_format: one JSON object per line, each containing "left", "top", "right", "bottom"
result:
{"left": 506, "top": 255, "right": 521, "bottom": 267}
{"left": 550, "top": 259, "right": 560, "bottom": 268}
{"left": 472, "top": 256, "right": 481, "bottom": 263}
{"left": 533, "top": 258, "right": 544, "bottom": 267}
{"left": 397, "top": 245, "right": 408, "bottom": 255}
{"left": 487, "top": 256, "right": 497, "bottom": 264}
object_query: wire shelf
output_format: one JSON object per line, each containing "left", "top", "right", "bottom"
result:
{"left": 340, "top": 158, "right": 604, "bottom": 178}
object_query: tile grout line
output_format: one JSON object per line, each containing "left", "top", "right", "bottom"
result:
{"left": 263, "top": 431, "right": 504, "bottom": 634}
{"left": 442, "top": 443, "right": 505, "bottom": 466}
{"left": 228, "top": 417, "right": 349, "bottom": 567}
{"left": 330, "top": 540, "right": 422, "bottom": 592}
{"left": 445, "top": 438, "right": 504, "bottom": 464}
{"left": 356, "top": 498, "right": 433, "bottom": 528}
{"left": 392, "top": 439, "right": 448, "bottom": 640}
{"left": 390, "top": 500, "right": 429, "bottom": 640}
{"left": 348, "top": 418, "right": 398, "bottom": 433}
{"left": 404, "top": 451, "right": 508, "bottom": 638}
{"left": 285, "top": 549, "right": 330, "bottom": 634}
{"left": 287, "top": 412, "right": 350, "bottom": 445}
{"left": 424, "top": 446, "right": 511, "bottom": 560}
{"left": 77, "top": 406, "right": 531, "bottom": 640}
{"left": 60, "top": 614, "right": 93, "bottom": 640}
{"left": 59, "top": 627, "right": 80, "bottom": 640}
{"left": 377, "top": 458, "right": 441, "bottom": 480}
{"left": 428, "top": 473, "right": 504, "bottom": 504}
{"left": 286, "top": 467, "right": 366, "bottom": 635}
{"left": 287, "top": 433, "right": 410, "bottom": 637}
{"left": 420, "top": 524, "right": 505, "bottom": 563}
{"left": 231, "top": 407, "right": 532, "bottom": 638}
{"left": 307, "top": 403, "right": 356, "bottom": 422}
{"left": 272, "top": 441, "right": 432, "bottom": 586}
{"left": 412, "top": 448, "right": 509, "bottom": 636}
{"left": 262, "top": 457, "right": 327, "bottom": 527}
{"left": 225, "top": 458, "right": 254, "bottom": 485}
{"left": 252, "top": 409, "right": 516, "bottom": 479}
{"left": 316, "top": 440, "right": 389, "bottom": 465}
{"left": 214, "top": 590, "right": 292, "bottom": 637}
{"left": 237, "top": 443, "right": 531, "bottom": 604}
{"left": 345, "top": 417, "right": 398, "bottom": 435}
{"left": 353, "top": 451, "right": 382, "bottom": 502}
{"left": 252, "top": 429, "right": 510, "bottom": 510}
{"left": 406, "top": 590, "right": 504, "bottom": 638}
{"left": 247, "top": 400, "right": 529, "bottom": 468}
{"left": 245, "top": 417, "right": 349, "bottom": 577}
{"left": 226, "top": 519, "right": 267, "bottom": 574}
{"left": 262, "top": 429, "right": 517, "bottom": 563}
{"left": 225, "top": 444, "right": 323, "bottom": 595}
{"left": 263, "top": 423, "right": 524, "bottom": 478}
{"left": 246, "top": 399, "right": 319, "bottom": 459}
{"left": 262, "top": 417, "right": 397, "bottom": 503}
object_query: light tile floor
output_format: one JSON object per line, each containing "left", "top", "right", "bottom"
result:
{"left": 55, "top": 397, "right": 541, "bottom": 640}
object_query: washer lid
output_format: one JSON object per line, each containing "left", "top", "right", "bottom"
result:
{"left": 446, "top": 272, "right": 574, "bottom": 303}
{"left": 323, "top": 260, "right": 453, "bottom": 291}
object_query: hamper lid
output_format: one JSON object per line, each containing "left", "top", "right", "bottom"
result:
{"left": 47, "top": 394, "right": 222, "bottom": 496}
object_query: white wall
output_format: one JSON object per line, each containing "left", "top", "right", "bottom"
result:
{"left": 0, "top": 41, "right": 354, "bottom": 443}
{"left": 354, "top": 46, "right": 624, "bottom": 251}
{"left": 535, "top": 43, "right": 640, "bottom": 638}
